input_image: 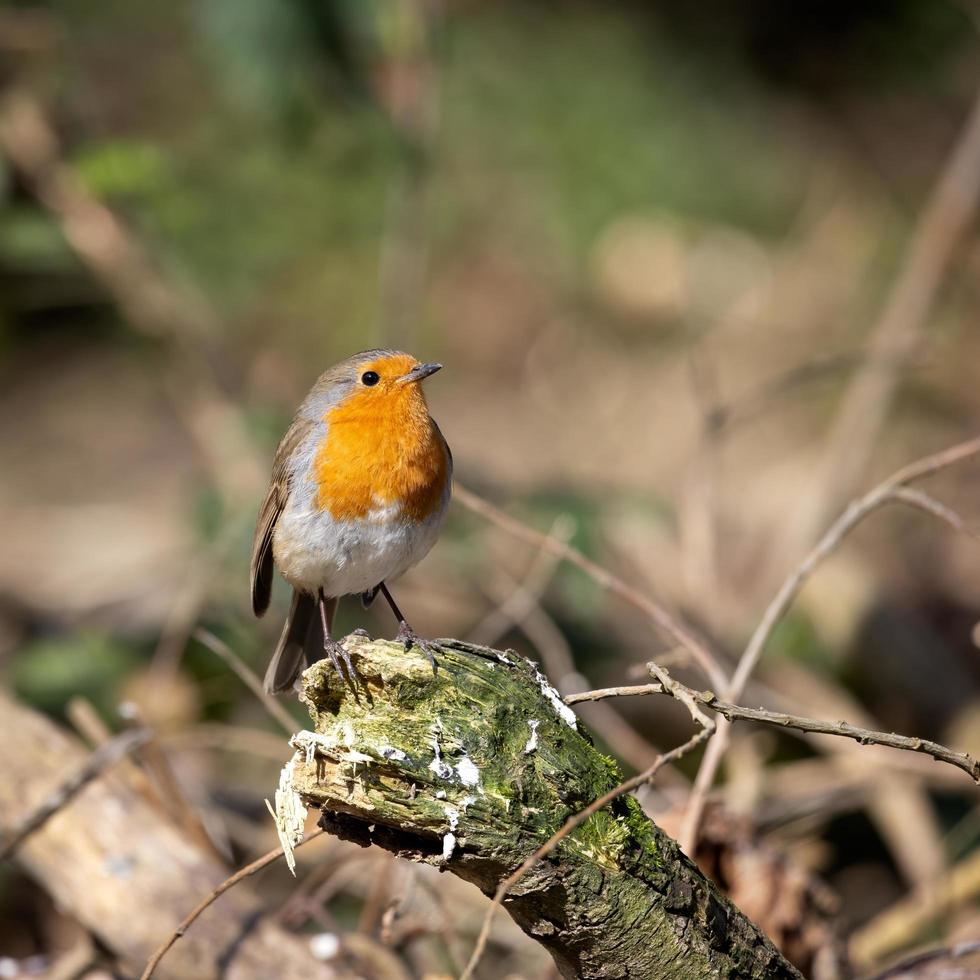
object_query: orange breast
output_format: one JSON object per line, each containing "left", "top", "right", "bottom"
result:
{"left": 313, "top": 380, "right": 448, "bottom": 523}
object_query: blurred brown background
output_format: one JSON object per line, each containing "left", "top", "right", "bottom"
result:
{"left": 1, "top": 1, "right": 980, "bottom": 977}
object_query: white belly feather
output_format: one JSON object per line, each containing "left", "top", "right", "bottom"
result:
{"left": 272, "top": 459, "right": 449, "bottom": 597}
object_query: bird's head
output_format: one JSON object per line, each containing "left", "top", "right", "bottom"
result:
{"left": 310, "top": 350, "right": 443, "bottom": 427}
{"left": 353, "top": 351, "right": 442, "bottom": 395}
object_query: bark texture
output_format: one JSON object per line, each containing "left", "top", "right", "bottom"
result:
{"left": 290, "top": 636, "right": 801, "bottom": 979}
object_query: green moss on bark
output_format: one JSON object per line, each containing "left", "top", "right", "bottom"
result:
{"left": 288, "top": 636, "right": 801, "bottom": 979}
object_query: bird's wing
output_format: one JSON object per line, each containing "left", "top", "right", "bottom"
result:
{"left": 250, "top": 414, "right": 315, "bottom": 617}
{"left": 432, "top": 418, "right": 453, "bottom": 477}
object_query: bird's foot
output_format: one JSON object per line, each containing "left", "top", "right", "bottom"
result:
{"left": 322, "top": 637, "right": 356, "bottom": 686}
{"left": 395, "top": 622, "right": 440, "bottom": 674}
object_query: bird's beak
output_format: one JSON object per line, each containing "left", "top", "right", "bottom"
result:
{"left": 398, "top": 362, "right": 442, "bottom": 384}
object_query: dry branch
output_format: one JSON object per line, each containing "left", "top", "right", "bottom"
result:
{"left": 454, "top": 484, "right": 727, "bottom": 690}
{"left": 796, "top": 85, "right": 980, "bottom": 545}
{"left": 286, "top": 635, "right": 801, "bottom": 979}
{"left": 140, "top": 829, "right": 326, "bottom": 980}
{"left": 865, "top": 940, "right": 980, "bottom": 980}
{"left": 571, "top": 673, "right": 979, "bottom": 783}
{"left": 0, "top": 87, "right": 265, "bottom": 501}
{"left": 681, "top": 434, "right": 980, "bottom": 851}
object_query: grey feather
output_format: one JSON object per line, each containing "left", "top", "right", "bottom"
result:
{"left": 263, "top": 590, "right": 337, "bottom": 694}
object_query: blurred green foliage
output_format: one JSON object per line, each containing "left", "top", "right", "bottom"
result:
{"left": 0, "top": 206, "right": 73, "bottom": 269}
{"left": 75, "top": 140, "right": 170, "bottom": 198}
{"left": 8, "top": 634, "right": 140, "bottom": 717}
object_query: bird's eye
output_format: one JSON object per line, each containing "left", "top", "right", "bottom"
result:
{"left": 361, "top": 371, "right": 380, "bottom": 387}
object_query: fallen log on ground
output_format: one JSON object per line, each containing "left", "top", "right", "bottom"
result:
{"left": 0, "top": 690, "right": 344, "bottom": 980}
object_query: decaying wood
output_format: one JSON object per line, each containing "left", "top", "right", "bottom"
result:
{"left": 288, "top": 636, "right": 802, "bottom": 979}
{"left": 0, "top": 690, "right": 344, "bottom": 980}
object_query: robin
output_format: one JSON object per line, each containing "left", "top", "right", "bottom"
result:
{"left": 251, "top": 349, "right": 452, "bottom": 693}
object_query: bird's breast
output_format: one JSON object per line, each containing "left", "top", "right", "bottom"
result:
{"left": 312, "top": 399, "right": 449, "bottom": 524}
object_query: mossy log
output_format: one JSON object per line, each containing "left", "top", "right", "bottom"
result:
{"left": 287, "top": 636, "right": 801, "bottom": 979}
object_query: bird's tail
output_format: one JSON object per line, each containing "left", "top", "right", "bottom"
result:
{"left": 263, "top": 590, "right": 336, "bottom": 694}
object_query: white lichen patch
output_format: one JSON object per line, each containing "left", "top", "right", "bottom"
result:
{"left": 378, "top": 745, "right": 407, "bottom": 761}
{"left": 441, "top": 804, "right": 461, "bottom": 862}
{"left": 428, "top": 721, "right": 455, "bottom": 780}
{"left": 428, "top": 730, "right": 482, "bottom": 790}
{"left": 532, "top": 666, "right": 578, "bottom": 729}
{"left": 524, "top": 719, "right": 540, "bottom": 754}
{"left": 430, "top": 760, "right": 454, "bottom": 779}
{"left": 496, "top": 650, "right": 515, "bottom": 665}
{"left": 290, "top": 730, "right": 338, "bottom": 764}
{"left": 428, "top": 753, "right": 454, "bottom": 780}
{"left": 456, "top": 755, "right": 481, "bottom": 788}
{"left": 265, "top": 755, "right": 308, "bottom": 876}
{"left": 341, "top": 719, "right": 356, "bottom": 747}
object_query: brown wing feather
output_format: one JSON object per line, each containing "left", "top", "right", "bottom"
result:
{"left": 433, "top": 418, "right": 453, "bottom": 477}
{"left": 250, "top": 415, "right": 314, "bottom": 617}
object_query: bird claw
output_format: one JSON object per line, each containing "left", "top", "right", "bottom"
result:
{"left": 395, "top": 623, "right": 440, "bottom": 674}
{"left": 323, "top": 638, "right": 357, "bottom": 688}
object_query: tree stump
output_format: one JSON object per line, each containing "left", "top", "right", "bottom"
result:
{"left": 286, "top": 636, "right": 801, "bottom": 979}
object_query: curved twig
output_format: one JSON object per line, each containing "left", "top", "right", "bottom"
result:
{"left": 140, "top": 828, "right": 325, "bottom": 980}
{"left": 680, "top": 434, "right": 980, "bottom": 852}
{"left": 454, "top": 484, "right": 727, "bottom": 690}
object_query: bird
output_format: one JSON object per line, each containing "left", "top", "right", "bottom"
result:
{"left": 251, "top": 349, "right": 452, "bottom": 694}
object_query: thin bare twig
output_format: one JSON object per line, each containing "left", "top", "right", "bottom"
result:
{"left": 680, "top": 434, "right": 980, "bottom": 852}
{"left": 565, "top": 683, "right": 662, "bottom": 705}
{"left": 517, "top": 594, "right": 678, "bottom": 777}
{"left": 454, "top": 484, "right": 728, "bottom": 691}
{"left": 648, "top": 664, "right": 716, "bottom": 731}
{"left": 850, "top": 845, "right": 980, "bottom": 968}
{"left": 601, "top": 673, "right": 980, "bottom": 782}
{"left": 0, "top": 88, "right": 264, "bottom": 502}
{"left": 194, "top": 628, "right": 297, "bottom": 736}
{"left": 151, "top": 520, "right": 243, "bottom": 674}
{"left": 140, "top": 828, "right": 325, "bottom": 980}
{"left": 458, "top": 728, "right": 712, "bottom": 980}
{"left": 0, "top": 728, "right": 151, "bottom": 862}
{"left": 796, "top": 85, "right": 980, "bottom": 547}
{"left": 160, "top": 722, "right": 296, "bottom": 761}
{"left": 864, "top": 939, "right": 980, "bottom": 980}
{"left": 66, "top": 697, "right": 167, "bottom": 814}
{"left": 889, "top": 486, "right": 979, "bottom": 539}
{"left": 466, "top": 514, "right": 575, "bottom": 647}
{"left": 481, "top": 546, "right": 681, "bottom": 777}
{"left": 680, "top": 342, "right": 723, "bottom": 632}
{"left": 734, "top": 435, "right": 980, "bottom": 702}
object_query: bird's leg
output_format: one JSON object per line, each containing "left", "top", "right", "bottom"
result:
{"left": 379, "top": 582, "right": 439, "bottom": 673}
{"left": 318, "top": 589, "right": 355, "bottom": 684}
